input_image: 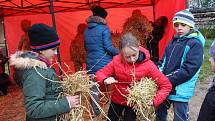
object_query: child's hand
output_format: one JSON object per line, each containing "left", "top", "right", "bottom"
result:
{"left": 66, "top": 95, "right": 80, "bottom": 109}
{"left": 104, "top": 77, "right": 118, "bottom": 85}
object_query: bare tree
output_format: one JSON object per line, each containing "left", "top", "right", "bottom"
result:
{"left": 190, "top": 0, "right": 215, "bottom": 8}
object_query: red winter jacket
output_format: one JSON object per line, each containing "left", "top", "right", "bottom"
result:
{"left": 95, "top": 47, "right": 172, "bottom": 107}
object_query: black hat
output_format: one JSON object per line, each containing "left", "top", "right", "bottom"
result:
{"left": 28, "top": 23, "right": 60, "bottom": 52}
{"left": 91, "top": 6, "right": 108, "bottom": 18}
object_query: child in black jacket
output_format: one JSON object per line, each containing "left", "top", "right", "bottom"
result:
{"left": 198, "top": 40, "right": 215, "bottom": 121}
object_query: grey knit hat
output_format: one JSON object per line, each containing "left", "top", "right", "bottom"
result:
{"left": 173, "top": 9, "right": 195, "bottom": 28}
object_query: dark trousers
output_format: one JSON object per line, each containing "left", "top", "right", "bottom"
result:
{"left": 107, "top": 101, "right": 136, "bottom": 121}
{"left": 0, "top": 73, "right": 10, "bottom": 95}
{"left": 197, "top": 86, "right": 215, "bottom": 121}
{"left": 150, "top": 43, "right": 159, "bottom": 62}
{"left": 90, "top": 76, "right": 101, "bottom": 116}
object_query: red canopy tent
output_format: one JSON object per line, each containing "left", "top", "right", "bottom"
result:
{"left": 0, "top": 0, "right": 187, "bottom": 72}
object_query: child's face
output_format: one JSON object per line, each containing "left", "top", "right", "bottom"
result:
{"left": 121, "top": 46, "right": 139, "bottom": 63}
{"left": 174, "top": 23, "right": 191, "bottom": 36}
{"left": 209, "top": 57, "right": 215, "bottom": 72}
{"left": 40, "top": 47, "right": 58, "bottom": 62}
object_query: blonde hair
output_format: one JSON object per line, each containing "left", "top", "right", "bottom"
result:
{"left": 119, "top": 32, "right": 139, "bottom": 50}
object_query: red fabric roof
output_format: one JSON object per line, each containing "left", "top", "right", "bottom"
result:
{"left": 3, "top": 0, "right": 186, "bottom": 72}
{"left": 0, "top": 0, "right": 161, "bottom": 16}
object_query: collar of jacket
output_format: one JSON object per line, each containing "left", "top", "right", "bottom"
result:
{"left": 9, "top": 51, "right": 48, "bottom": 69}
{"left": 86, "top": 15, "right": 107, "bottom": 25}
{"left": 172, "top": 29, "right": 205, "bottom": 47}
{"left": 173, "top": 29, "right": 200, "bottom": 41}
{"left": 37, "top": 55, "right": 51, "bottom": 67}
{"left": 136, "top": 51, "right": 145, "bottom": 63}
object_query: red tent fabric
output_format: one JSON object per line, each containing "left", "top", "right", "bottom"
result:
{"left": 0, "top": 0, "right": 162, "bottom": 16}
{"left": 2, "top": 0, "right": 186, "bottom": 72}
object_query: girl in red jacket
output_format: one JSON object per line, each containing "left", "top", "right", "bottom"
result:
{"left": 95, "top": 32, "right": 172, "bottom": 121}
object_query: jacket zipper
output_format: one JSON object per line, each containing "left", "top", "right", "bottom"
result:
{"left": 165, "top": 39, "right": 179, "bottom": 72}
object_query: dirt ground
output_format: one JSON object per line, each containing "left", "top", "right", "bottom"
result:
{"left": 0, "top": 76, "right": 213, "bottom": 121}
{"left": 0, "top": 84, "right": 25, "bottom": 121}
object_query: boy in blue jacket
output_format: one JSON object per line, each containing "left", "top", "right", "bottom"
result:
{"left": 156, "top": 9, "right": 205, "bottom": 121}
{"left": 197, "top": 41, "right": 215, "bottom": 121}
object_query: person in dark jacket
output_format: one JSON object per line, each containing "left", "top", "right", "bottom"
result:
{"left": 0, "top": 48, "right": 10, "bottom": 95}
{"left": 10, "top": 23, "right": 80, "bottom": 121}
{"left": 96, "top": 32, "right": 172, "bottom": 121}
{"left": 84, "top": 5, "right": 119, "bottom": 116}
{"left": 197, "top": 40, "right": 215, "bottom": 121}
{"left": 156, "top": 9, "right": 205, "bottom": 121}
{"left": 147, "top": 16, "right": 168, "bottom": 62}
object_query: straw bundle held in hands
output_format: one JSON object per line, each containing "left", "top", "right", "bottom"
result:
{"left": 58, "top": 71, "right": 109, "bottom": 121}
{"left": 127, "top": 77, "right": 158, "bottom": 121}
{"left": 58, "top": 71, "right": 91, "bottom": 121}
{"left": 167, "top": 106, "right": 174, "bottom": 121}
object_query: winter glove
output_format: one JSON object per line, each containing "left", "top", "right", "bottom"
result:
{"left": 104, "top": 77, "right": 118, "bottom": 85}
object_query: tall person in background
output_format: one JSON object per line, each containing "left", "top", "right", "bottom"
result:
{"left": 147, "top": 16, "right": 168, "bottom": 63}
{"left": 0, "top": 48, "right": 10, "bottom": 95}
{"left": 70, "top": 23, "right": 87, "bottom": 71}
{"left": 84, "top": 5, "right": 119, "bottom": 117}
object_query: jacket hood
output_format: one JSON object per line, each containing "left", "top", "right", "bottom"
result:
{"left": 86, "top": 16, "right": 107, "bottom": 28}
{"left": 139, "top": 47, "right": 150, "bottom": 62}
{"left": 9, "top": 51, "right": 48, "bottom": 69}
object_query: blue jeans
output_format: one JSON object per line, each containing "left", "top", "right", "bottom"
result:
{"left": 156, "top": 100, "right": 189, "bottom": 121}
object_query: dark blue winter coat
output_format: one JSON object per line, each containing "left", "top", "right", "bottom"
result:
{"left": 84, "top": 16, "right": 119, "bottom": 74}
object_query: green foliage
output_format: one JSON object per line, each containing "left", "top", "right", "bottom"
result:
{"left": 199, "top": 39, "right": 214, "bottom": 81}
{"left": 199, "top": 28, "right": 215, "bottom": 39}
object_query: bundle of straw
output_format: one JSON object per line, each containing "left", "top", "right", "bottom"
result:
{"left": 167, "top": 106, "right": 174, "bottom": 121}
{"left": 58, "top": 71, "right": 109, "bottom": 121}
{"left": 111, "top": 32, "right": 121, "bottom": 49}
{"left": 70, "top": 23, "right": 87, "bottom": 71}
{"left": 127, "top": 77, "right": 157, "bottom": 121}
{"left": 122, "top": 14, "right": 153, "bottom": 48}
{"left": 58, "top": 71, "right": 91, "bottom": 121}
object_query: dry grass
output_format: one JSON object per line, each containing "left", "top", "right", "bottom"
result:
{"left": 58, "top": 71, "right": 109, "bottom": 121}
{"left": 112, "top": 32, "right": 121, "bottom": 49}
{"left": 127, "top": 77, "right": 157, "bottom": 121}
{"left": 122, "top": 13, "right": 153, "bottom": 48}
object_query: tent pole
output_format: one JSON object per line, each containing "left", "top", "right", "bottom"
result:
{"left": 186, "top": 0, "right": 189, "bottom": 8}
{"left": 152, "top": 0, "right": 156, "bottom": 22}
{"left": 50, "top": 0, "right": 57, "bottom": 30}
{"left": 49, "top": 0, "right": 63, "bottom": 79}
{"left": 1, "top": 17, "right": 10, "bottom": 75}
